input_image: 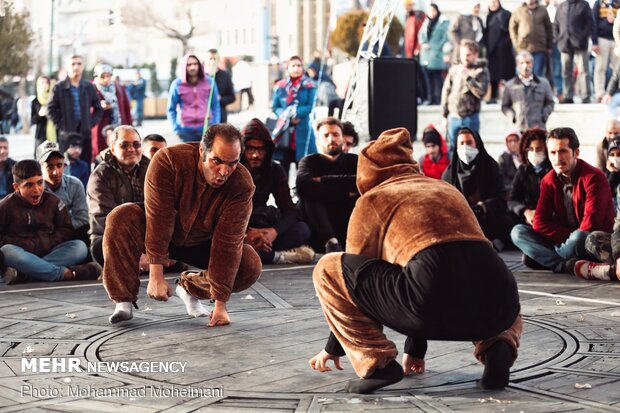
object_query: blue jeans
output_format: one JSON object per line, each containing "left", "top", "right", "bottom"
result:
{"left": 511, "top": 224, "right": 589, "bottom": 272}
{"left": 134, "top": 98, "right": 144, "bottom": 125}
{"left": 532, "top": 52, "right": 547, "bottom": 78}
{"left": 177, "top": 128, "right": 203, "bottom": 142}
{"left": 258, "top": 221, "right": 311, "bottom": 264}
{"left": 1, "top": 240, "right": 88, "bottom": 282}
{"left": 551, "top": 44, "right": 563, "bottom": 95}
{"left": 448, "top": 113, "right": 480, "bottom": 149}
{"left": 608, "top": 92, "right": 620, "bottom": 119}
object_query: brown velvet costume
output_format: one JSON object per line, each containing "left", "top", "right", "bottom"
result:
{"left": 313, "top": 128, "right": 522, "bottom": 379}
{"left": 103, "top": 142, "right": 262, "bottom": 304}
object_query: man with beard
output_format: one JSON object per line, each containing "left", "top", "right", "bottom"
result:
{"left": 241, "top": 118, "right": 313, "bottom": 264}
{"left": 37, "top": 141, "right": 89, "bottom": 245}
{"left": 296, "top": 117, "right": 358, "bottom": 253}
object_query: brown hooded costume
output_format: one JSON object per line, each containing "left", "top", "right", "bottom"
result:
{"left": 313, "top": 128, "right": 521, "bottom": 384}
{"left": 102, "top": 142, "right": 262, "bottom": 305}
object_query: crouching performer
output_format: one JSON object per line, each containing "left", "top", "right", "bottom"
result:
{"left": 309, "top": 128, "right": 522, "bottom": 393}
{"left": 102, "top": 123, "right": 262, "bottom": 326}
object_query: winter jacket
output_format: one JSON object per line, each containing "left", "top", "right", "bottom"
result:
{"left": 404, "top": 10, "right": 426, "bottom": 58}
{"left": 91, "top": 82, "right": 133, "bottom": 162}
{"left": 214, "top": 69, "right": 236, "bottom": 123}
{"left": 47, "top": 78, "right": 103, "bottom": 151}
{"left": 167, "top": 53, "right": 221, "bottom": 137}
{"left": 508, "top": 161, "right": 552, "bottom": 218}
{"left": 509, "top": 3, "right": 553, "bottom": 53}
{"left": 65, "top": 157, "right": 90, "bottom": 189}
{"left": 0, "top": 191, "right": 74, "bottom": 256}
{"left": 441, "top": 59, "right": 489, "bottom": 118}
{"left": 86, "top": 149, "right": 150, "bottom": 241}
{"left": 596, "top": 136, "right": 613, "bottom": 171}
{"left": 502, "top": 75, "right": 555, "bottom": 130}
{"left": 553, "top": 0, "right": 594, "bottom": 52}
{"left": 418, "top": 16, "right": 450, "bottom": 70}
{"left": 45, "top": 174, "right": 89, "bottom": 230}
{"left": 533, "top": 159, "right": 614, "bottom": 244}
{"left": 449, "top": 14, "right": 485, "bottom": 63}
{"left": 485, "top": 6, "right": 516, "bottom": 82}
{"left": 592, "top": 0, "right": 620, "bottom": 44}
{"left": 31, "top": 98, "right": 56, "bottom": 151}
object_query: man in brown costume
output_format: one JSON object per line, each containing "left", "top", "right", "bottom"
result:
{"left": 102, "top": 123, "right": 262, "bottom": 326}
{"left": 309, "top": 128, "right": 521, "bottom": 394}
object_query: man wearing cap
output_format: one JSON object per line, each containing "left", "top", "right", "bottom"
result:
{"left": 308, "top": 128, "right": 521, "bottom": 394}
{"left": 101, "top": 123, "right": 261, "bottom": 326}
{"left": 48, "top": 55, "right": 103, "bottom": 165}
{"left": 502, "top": 51, "right": 554, "bottom": 131}
{"left": 64, "top": 132, "right": 90, "bottom": 189}
{"left": 37, "top": 141, "right": 89, "bottom": 244}
{"left": 91, "top": 63, "right": 132, "bottom": 163}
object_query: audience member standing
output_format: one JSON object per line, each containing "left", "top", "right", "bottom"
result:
{"left": 554, "top": 0, "right": 594, "bottom": 103}
{"left": 403, "top": 0, "right": 426, "bottom": 58}
{"left": 206, "top": 49, "right": 236, "bottom": 124}
{"left": 509, "top": 0, "right": 554, "bottom": 78}
{"left": 31, "top": 76, "right": 57, "bottom": 154}
{"left": 449, "top": 1, "right": 484, "bottom": 63}
{"left": 418, "top": 3, "right": 450, "bottom": 105}
{"left": 592, "top": 0, "right": 620, "bottom": 102}
{"left": 485, "top": 0, "right": 515, "bottom": 103}
{"left": 48, "top": 55, "right": 103, "bottom": 164}
{"left": 129, "top": 70, "right": 146, "bottom": 127}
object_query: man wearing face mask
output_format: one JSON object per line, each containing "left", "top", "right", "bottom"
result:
{"left": 595, "top": 119, "right": 620, "bottom": 172}
{"left": 442, "top": 128, "right": 513, "bottom": 251}
{"left": 603, "top": 139, "right": 620, "bottom": 199}
{"left": 511, "top": 127, "right": 614, "bottom": 273}
{"left": 502, "top": 51, "right": 555, "bottom": 131}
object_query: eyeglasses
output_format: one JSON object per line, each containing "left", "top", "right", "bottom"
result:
{"left": 118, "top": 141, "right": 142, "bottom": 150}
{"left": 245, "top": 146, "right": 266, "bottom": 154}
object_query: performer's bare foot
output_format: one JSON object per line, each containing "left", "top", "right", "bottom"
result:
{"left": 208, "top": 301, "right": 230, "bottom": 327}
{"left": 402, "top": 353, "right": 425, "bottom": 375}
{"left": 346, "top": 360, "right": 404, "bottom": 394}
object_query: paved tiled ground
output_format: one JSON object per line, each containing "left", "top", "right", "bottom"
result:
{"left": 0, "top": 251, "right": 619, "bottom": 412}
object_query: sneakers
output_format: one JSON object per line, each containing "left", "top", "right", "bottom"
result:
{"left": 572, "top": 260, "right": 612, "bottom": 281}
{"left": 325, "top": 240, "right": 343, "bottom": 254}
{"left": 275, "top": 245, "right": 315, "bottom": 264}
{"left": 521, "top": 254, "right": 547, "bottom": 271}
{"left": 69, "top": 262, "right": 102, "bottom": 281}
{"left": 109, "top": 302, "right": 133, "bottom": 324}
{"left": 175, "top": 284, "right": 209, "bottom": 317}
{"left": 3, "top": 267, "right": 26, "bottom": 285}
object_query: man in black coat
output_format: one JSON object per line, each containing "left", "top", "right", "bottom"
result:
{"left": 0, "top": 136, "right": 16, "bottom": 199}
{"left": 48, "top": 55, "right": 103, "bottom": 165}
{"left": 206, "top": 49, "right": 236, "bottom": 123}
{"left": 296, "top": 117, "right": 358, "bottom": 253}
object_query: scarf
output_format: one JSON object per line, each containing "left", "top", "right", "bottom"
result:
{"left": 96, "top": 82, "right": 121, "bottom": 126}
{"left": 36, "top": 81, "right": 57, "bottom": 143}
{"left": 427, "top": 12, "right": 440, "bottom": 38}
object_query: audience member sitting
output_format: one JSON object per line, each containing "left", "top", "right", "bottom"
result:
{"left": 63, "top": 133, "right": 90, "bottom": 189}
{"left": 241, "top": 118, "right": 314, "bottom": 264}
{"left": 604, "top": 139, "right": 620, "bottom": 200}
{"left": 511, "top": 127, "right": 614, "bottom": 273}
{"left": 36, "top": 141, "right": 89, "bottom": 245}
{"left": 296, "top": 117, "right": 358, "bottom": 253}
{"left": 94, "top": 125, "right": 115, "bottom": 167}
{"left": 595, "top": 119, "right": 620, "bottom": 172}
{"left": 418, "top": 124, "right": 449, "bottom": 179}
{"left": 508, "top": 128, "right": 552, "bottom": 226}
{"left": 498, "top": 130, "right": 522, "bottom": 195}
{"left": 0, "top": 136, "right": 15, "bottom": 199}
{"left": 142, "top": 134, "right": 167, "bottom": 159}
{"left": 341, "top": 121, "right": 359, "bottom": 154}
{"left": 0, "top": 160, "right": 100, "bottom": 285}
{"left": 442, "top": 127, "right": 513, "bottom": 251}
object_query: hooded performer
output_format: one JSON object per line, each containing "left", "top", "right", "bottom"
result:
{"left": 309, "top": 128, "right": 521, "bottom": 394}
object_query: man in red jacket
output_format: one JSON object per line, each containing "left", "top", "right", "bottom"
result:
{"left": 511, "top": 127, "right": 615, "bottom": 273}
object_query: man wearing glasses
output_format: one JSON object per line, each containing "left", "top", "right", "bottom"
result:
{"left": 101, "top": 123, "right": 262, "bottom": 327}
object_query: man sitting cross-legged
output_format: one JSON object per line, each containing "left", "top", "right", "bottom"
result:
{"left": 0, "top": 160, "right": 100, "bottom": 284}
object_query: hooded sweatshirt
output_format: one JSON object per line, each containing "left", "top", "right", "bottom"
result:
{"left": 167, "top": 54, "right": 221, "bottom": 135}
{"left": 241, "top": 118, "right": 298, "bottom": 235}
{"left": 347, "top": 128, "right": 487, "bottom": 266}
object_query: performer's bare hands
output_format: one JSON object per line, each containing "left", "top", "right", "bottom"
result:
{"left": 309, "top": 349, "right": 343, "bottom": 372}
{"left": 402, "top": 353, "right": 425, "bottom": 375}
{"left": 208, "top": 300, "right": 230, "bottom": 327}
{"left": 146, "top": 265, "right": 172, "bottom": 301}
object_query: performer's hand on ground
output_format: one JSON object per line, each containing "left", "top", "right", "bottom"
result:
{"left": 146, "top": 265, "right": 172, "bottom": 301}
{"left": 402, "top": 353, "right": 425, "bottom": 375}
{"left": 616, "top": 258, "right": 620, "bottom": 280}
{"left": 208, "top": 300, "right": 230, "bottom": 327}
{"left": 309, "top": 349, "right": 343, "bottom": 373}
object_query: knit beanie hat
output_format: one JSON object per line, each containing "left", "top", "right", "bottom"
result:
{"left": 241, "top": 118, "right": 272, "bottom": 143}
{"left": 422, "top": 127, "right": 442, "bottom": 146}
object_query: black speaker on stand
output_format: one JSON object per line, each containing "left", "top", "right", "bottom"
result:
{"left": 366, "top": 57, "right": 418, "bottom": 140}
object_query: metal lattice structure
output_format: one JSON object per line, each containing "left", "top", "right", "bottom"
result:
{"left": 341, "top": 0, "right": 400, "bottom": 143}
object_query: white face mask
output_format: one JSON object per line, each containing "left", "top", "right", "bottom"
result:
{"left": 528, "top": 151, "right": 547, "bottom": 167}
{"left": 611, "top": 156, "right": 620, "bottom": 170}
{"left": 457, "top": 145, "right": 479, "bottom": 164}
